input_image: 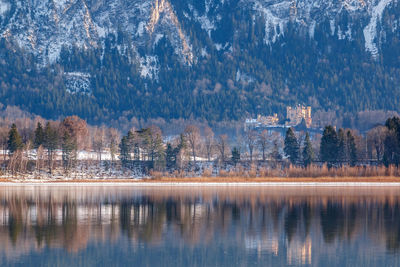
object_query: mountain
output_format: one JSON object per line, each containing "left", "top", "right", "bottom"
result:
{"left": 0, "top": 0, "right": 399, "bottom": 124}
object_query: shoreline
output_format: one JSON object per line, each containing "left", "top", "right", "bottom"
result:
{"left": 0, "top": 182, "right": 400, "bottom": 187}
{"left": 1, "top": 177, "right": 400, "bottom": 186}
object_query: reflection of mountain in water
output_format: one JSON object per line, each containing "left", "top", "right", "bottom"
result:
{"left": 0, "top": 186, "right": 400, "bottom": 265}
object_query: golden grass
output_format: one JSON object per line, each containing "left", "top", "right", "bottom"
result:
{"left": 147, "top": 176, "right": 400, "bottom": 183}
{"left": 1, "top": 164, "right": 400, "bottom": 183}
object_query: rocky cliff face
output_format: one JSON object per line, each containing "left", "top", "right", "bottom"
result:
{"left": 0, "top": 0, "right": 397, "bottom": 69}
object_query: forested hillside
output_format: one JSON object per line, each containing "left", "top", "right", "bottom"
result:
{"left": 0, "top": 0, "right": 399, "bottom": 125}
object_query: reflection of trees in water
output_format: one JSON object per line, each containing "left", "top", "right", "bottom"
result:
{"left": 319, "top": 202, "right": 360, "bottom": 244}
{"left": 2, "top": 193, "right": 400, "bottom": 257}
{"left": 320, "top": 202, "right": 345, "bottom": 243}
{"left": 120, "top": 199, "right": 166, "bottom": 243}
{"left": 284, "top": 206, "right": 299, "bottom": 243}
{"left": 384, "top": 202, "right": 400, "bottom": 252}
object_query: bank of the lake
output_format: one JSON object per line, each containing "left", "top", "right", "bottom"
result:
{"left": 1, "top": 176, "right": 400, "bottom": 185}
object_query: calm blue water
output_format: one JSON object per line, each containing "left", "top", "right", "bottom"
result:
{"left": 0, "top": 185, "right": 399, "bottom": 266}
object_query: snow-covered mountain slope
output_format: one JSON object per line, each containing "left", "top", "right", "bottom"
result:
{"left": 241, "top": 0, "right": 398, "bottom": 57}
{"left": 0, "top": 0, "right": 398, "bottom": 67}
{"left": 0, "top": 0, "right": 195, "bottom": 78}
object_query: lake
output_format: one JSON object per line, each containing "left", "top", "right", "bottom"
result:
{"left": 0, "top": 185, "right": 399, "bottom": 266}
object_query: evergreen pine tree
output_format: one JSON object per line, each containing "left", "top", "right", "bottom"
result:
{"left": 231, "top": 147, "right": 241, "bottom": 166}
{"left": 320, "top": 126, "right": 339, "bottom": 167}
{"left": 302, "top": 132, "right": 314, "bottom": 167}
{"left": 43, "top": 122, "right": 59, "bottom": 174}
{"left": 284, "top": 127, "right": 299, "bottom": 164}
{"left": 126, "top": 130, "right": 136, "bottom": 160}
{"left": 347, "top": 131, "right": 358, "bottom": 166}
{"left": 34, "top": 122, "right": 45, "bottom": 148}
{"left": 7, "top": 124, "right": 23, "bottom": 154}
{"left": 337, "top": 128, "right": 346, "bottom": 165}
{"left": 384, "top": 117, "right": 400, "bottom": 166}
{"left": 62, "top": 131, "right": 77, "bottom": 171}
{"left": 119, "top": 135, "right": 130, "bottom": 166}
{"left": 165, "top": 143, "right": 177, "bottom": 171}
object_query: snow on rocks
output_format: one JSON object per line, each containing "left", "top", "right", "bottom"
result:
{"left": 363, "top": 0, "right": 393, "bottom": 59}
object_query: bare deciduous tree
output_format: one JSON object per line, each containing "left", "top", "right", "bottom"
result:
{"left": 204, "top": 126, "right": 214, "bottom": 162}
{"left": 245, "top": 130, "right": 258, "bottom": 162}
{"left": 44, "top": 122, "right": 59, "bottom": 174}
{"left": 258, "top": 130, "right": 269, "bottom": 161}
{"left": 108, "top": 128, "right": 120, "bottom": 164}
{"left": 367, "top": 126, "right": 389, "bottom": 162}
{"left": 216, "top": 134, "right": 230, "bottom": 164}
{"left": 0, "top": 126, "right": 9, "bottom": 162}
{"left": 93, "top": 126, "right": 106, "bottom": 162}
{"left": 184, "top": 125, "right": 201, "bottom": 164}
{"left": 8, "top": 150, "right": 22, "bottom": 177}
{"left": 36, "top": 145, "right": 45, "bottom": 177}
{"left": 60, "top": 116, "right": 89, "bottom": 151}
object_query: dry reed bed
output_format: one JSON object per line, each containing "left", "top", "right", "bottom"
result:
{"left": 1, "top": 165, "right": 400, "bottom": 183}
{"left": 147, "top": 176, "right": 400, "bottom": 183}
{"left": 1, "top": 177, "right": 400, "bottom": 183}
{"left": 150, "top": 164, "right": 400, "bottom": 181}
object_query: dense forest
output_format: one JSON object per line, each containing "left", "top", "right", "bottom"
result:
{"left": 0, "top": 1, "right": 399, "bottom": 126}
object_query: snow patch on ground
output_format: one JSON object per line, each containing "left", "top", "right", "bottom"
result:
{"left": 1, "top": 162, "right": 146, "bottom": 181}
{"left": 236, "top": 69, "right": 255, "bottom": 83}
{"left": 64, "top": 72, "right": 92, "bottom": 95}
{"left": 215, "top": 43, "right": 223, "bottom": 51}
{"left": 136, "top": 21, "right": 146, "bottom": 37}
{"left": 214, "top": 42, "right": 229, "bottom": 51}
{"left": 201, "top": 47, "right": 208, "bottom": 57}
{"left": 140, "top": 55, "right": 159, "bottom": 80}
{"left": 363, "top": 0, "right": 393, "bottom": 59}
{"left": 0, "top": 0, "right": 10, "bottom": 15}
{"left": 337, "top": 26, "right": 352, "bottom": 40}
{"left": 195, "top": 14, "right": 216, "bottom": 37}
{"left": 254, "top": 1, "right": 289, "bottom": 45}
{"left": 330, "top": 19, "right": 336, "bottom": 35}
{"left": 309, "top": 20, "right": 316, "bottom": 39}
{"left": 192, "top": 6, "right": 216, "bottom": 38}
{"left": 153, "top": 33, "right": 164, "bottom": 47}
{"left": 53, "top": 0, "right": 69, "bottom": 10}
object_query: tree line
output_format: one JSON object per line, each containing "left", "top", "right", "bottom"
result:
{"left": 2, "top": 115, "right": 400, "bottom": 177}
